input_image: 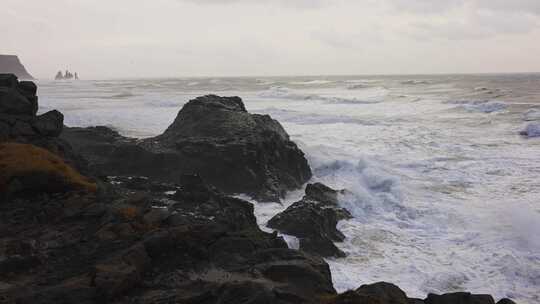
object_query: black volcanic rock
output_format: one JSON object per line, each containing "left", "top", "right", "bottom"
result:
{"left": 425, "top": 292, "right": 495, "bottom": 304}
{"left": 62, "top": 95, "right": 312, "bottom": 201}
{"left": 268, "top": 183, "right": 352, "bottom": 257}
{"left": 0, "top": 74, "right": 37, "bottom": 116}
{"left": 0, "top": 174, "right": 336, "bottom": 304}
{"left": 0, "top": 55, "right": 33, "bottom": 79}
{"left": 0, "top": 74, "right": 86, "bottom": 171}
{"left": 355, "top": 282, "right": 410, "bottom": 304}
{"left": 153, "top": 95, "right": 312, "bottom": 201}
{"left": 33, "top": 109, "right": 64, "bottom": 137}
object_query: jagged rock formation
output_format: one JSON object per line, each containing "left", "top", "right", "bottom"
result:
{"left": 62, "top": 95, "right": 312, "bottom": 201}
{"left": 0, "top": 74, "right": 86, "bottom": 172}
{"left": 268, "top": 183, "right": 352, "bottom": 257}
{"left": 0, "top": 55, "right": 33, "bottom": 79}
{"left": 55, "top": 70, "right": 79, "bottom": 80}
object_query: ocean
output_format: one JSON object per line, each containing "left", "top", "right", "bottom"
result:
{"left": 37, "top": 74, "right": 540, "bottom": 303}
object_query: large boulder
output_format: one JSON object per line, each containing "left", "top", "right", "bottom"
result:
{"left": 424, "top": 292, "right": 495, "bottom": 304}
{"left": 355, "top": 282, "right": 410, "bottom": 304}
{"left": 62, "top": 95, "right": 312, "bottom": 201}
{"left": 152, "top": 95, "right": 312, "bottom": 201}
{"left": 0, "top": 74, "right": 37, "bottom": 116}
{"left": 268, "top": 183, "right": 352, "bottom": 257}
{"left": 322, "top": 282, "right": 414, "bottom": 304}
{"left": 33, "top": 110, "right": 64, "bottom": 137}
{"left": 0, "top": 74, "right": 85, "bottom": 171}
{"left": 0, "top": 74, "right": 63, "bottom": 139}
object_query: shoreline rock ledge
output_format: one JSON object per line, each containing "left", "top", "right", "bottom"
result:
{"left": 63, "top": 95, "right": 312, "bottom": 201}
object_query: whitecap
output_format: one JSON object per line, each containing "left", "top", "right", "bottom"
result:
{"left": 258, "top": 108, "right": 378, "bottom": 126}
{"left": 521, "top": 123, "right": 540, "bottom": 137}
{"left": 110, "top": 92, "right": 136, "bottom": 98}
{"left": 289, "top": 79, "right": 334, "bottom": 85}
{"left": 257, "top": 86, "right": 385, "bottom": 104}
{"left": 523, "top": 109, "right": 540, "bottom": 121}
{"left": 445, "top": 100, "right": 508, "bottom": 113}
{"left": 401, "top": 80, "right": 431, "bottom": 85}
{"left": 346, "top": 83, "right": 367, "bottom": 90}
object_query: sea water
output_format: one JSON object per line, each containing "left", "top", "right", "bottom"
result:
{"left": 37, "top": 74, "right": 540, "bottom": 303}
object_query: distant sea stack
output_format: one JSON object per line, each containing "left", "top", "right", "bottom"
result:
{"left": 55, "top": 70, "right": 79, "bottom": 80}
{"left": 0, "top": 55, "right": 34, "bottom": 79}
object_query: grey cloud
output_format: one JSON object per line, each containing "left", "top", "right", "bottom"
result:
{"left": 387, "top": 0, "right": 540, "bottom": 15}
{"left": 179, "top": 0, "right": 328, "bottom": 9}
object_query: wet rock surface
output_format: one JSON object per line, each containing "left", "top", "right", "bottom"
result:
{"left": 61, "top": 95, "right": 312, "bottom": 202}
{"left": 0, "top": 74, "right": 85, "bottom": 172}
{"left": 0, "top": 175, "right": 336, "bottom": 304}
{"left": 268, "top": 183, "right": 352, "bottom": 257}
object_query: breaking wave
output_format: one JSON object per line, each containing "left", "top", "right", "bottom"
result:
{"left": 258, "top": 86, "right": 386, "bottom": 104}
{"left": 445, "top": 100, "right": 508, "bottom": 113}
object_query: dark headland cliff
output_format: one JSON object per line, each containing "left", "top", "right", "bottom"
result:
{"left": 0, "top": 55, "right": 33, "bottom": 79}
{"left": 0, "top": 74, "right": 516, "bottom": 304}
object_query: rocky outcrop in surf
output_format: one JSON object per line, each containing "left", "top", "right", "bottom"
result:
{"left": 0, "top": 55, "right": 33, "bottom": 79}
{"left": 268, "top": 183, "right": 352, "bottom": 257}
{"left": 62, "top": 95, "right": 312, "bottom": 202}
{"left": 0, "top": 73, "right": 86, "bottom": 171}
{"left": 55, "top": 70, "right": 79, "bottom": 80}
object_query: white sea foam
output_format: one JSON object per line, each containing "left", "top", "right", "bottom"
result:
{"left": 463, "top": 102, "right": 508, "bottom": 113}
{"left": 258, "top": 86, "right": 386, "bottom": 104}
{"left": 289, "top": 79, "right": 334, "bottom": 85}
{"left": 445, "top": 100, "right": 508, "bottom": 113}
{"left": 401, "top": 80, "right": 431, "bottom": 85}
{"left": 258, "top": 108, "right": 379, "bottom": 126}
{"left": 523, "top": 109, "right": 540, "bottom": 121}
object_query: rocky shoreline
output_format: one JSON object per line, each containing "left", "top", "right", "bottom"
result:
{"left": 0, "top": 74, "right": 515, "bottom": 303}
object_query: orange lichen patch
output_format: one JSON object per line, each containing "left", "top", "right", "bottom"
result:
{"left": 116, "top": 206, "right": 139, "bottom": 221}
{"left": 0, "top": 142, "right": 97, "bottom": 194}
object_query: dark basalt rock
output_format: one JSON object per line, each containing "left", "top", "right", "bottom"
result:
{"left": 0, "top": 174, "right": 336, "bottom": 304}
{"left": 322, "top": 282, "right": 415, "bottom": 304}
{"left": 33, "top": 110, "right": 64, "bottom": 137}
{"left": 268, "top": 183, "right": 352, "bottom": 257}
{"left": 153, "top": 95, "right": 311, "bottom": 201}
{"left": 62, "top": 95, "right": 312, "bottom": 202}
{"left": 324, "top": 283, "right": 509, "bottom": 304}
{"left": 425, "top": 292, "right": 495, "bottom": 304}
{"left": 0, "top": 74, "right": 37, "bottom": 116}
{"left": 0, "top": 74, "right": 86, "bottom": 172}
{"left": 355, "top": 282, "right": 410, "bottom": 304}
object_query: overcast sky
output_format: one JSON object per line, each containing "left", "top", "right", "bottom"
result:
{"left": 2, "top": 0, "right": 540, "bottom": 79}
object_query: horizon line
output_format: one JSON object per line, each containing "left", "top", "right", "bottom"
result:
{"left": 32, "top": 71, "right": 540, "bottom": 81}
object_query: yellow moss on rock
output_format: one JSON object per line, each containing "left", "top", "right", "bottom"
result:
{"left": 0, "top": 142, "right": 97, "bottom": 194}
